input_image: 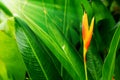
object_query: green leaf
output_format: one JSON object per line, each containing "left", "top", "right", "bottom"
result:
{"left": 10, "top": 1, "right": 85, "bottom": 79}
{"left": 0, "top": 31, "right": 26, "bottom": 80}
{"left": 19, "top": 13, "right": 85, "bottom": 79}
{"left": 92, "top": 0, "right": 115, "bottom": 47}
{"left": 102, "top": 22, "right": 120, "bottom": 80}
{"left": 15, "top": 17, "right": 62, "bottom": 80}
{"left": 87, "top": 41, "right": 103, "bottom": 80}
{"left": 91, "top": 0, "right": 116, "bottom": 60}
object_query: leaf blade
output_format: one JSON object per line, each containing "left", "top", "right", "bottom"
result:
{"left": 102, "top": 22, "right": 120, "bottom": 80}
{"left": 15, "top": 17, "right": 62, "bottom": 80}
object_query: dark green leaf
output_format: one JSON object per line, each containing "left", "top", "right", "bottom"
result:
{"left": 102, "top": 22, "right": 120, "bottom": 80}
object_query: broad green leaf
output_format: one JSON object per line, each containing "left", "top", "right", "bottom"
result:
{"left": 2, "top": 0, "right": 85, "bottom": 79}
{"left": 0, "top": 31, "right": 26, "bottom": 80}
{"left": 19, "top": 13, "right": 85, "bottom": 79}
{"left": 2, "top": 0, "right": 119, "bottom": 80}
{"left": 10, "top": 0, "right": 86, "bottom": 79}
{"left": 102, "top": 22, "right": 120, "bottom": 80}
{"left": 15, "top": 17, "right": 62, "bottom": 80}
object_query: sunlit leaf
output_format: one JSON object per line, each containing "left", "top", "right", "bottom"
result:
{"left": 0, "top": 31, "right": 26, "bottom": 80}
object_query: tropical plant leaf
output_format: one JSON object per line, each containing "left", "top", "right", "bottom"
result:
{"left": 15, "top": 17, "right": 62, "bottom": 80}
{"left": 1, "top": 0, "right": 85, "bottom": 79}
{"left": 8, "top": 0, "right": 86, "bottom": 79}
{"left": 21, "top": 14, "right": 85, "bottom": 80}
{"left": 1, "top": 0, "right": 120, "bottom": 80}
{"left": 0, "top": 31, "right": 26, "bottom": 80}
{"left": 102, "top": 21, "right": 120, "bottom": 80}
{"left": 87, "top": 42, "right": 103, "bottom": 80}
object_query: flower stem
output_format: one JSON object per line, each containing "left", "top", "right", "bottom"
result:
{"left": 83, "top": 48, "right": 88, "bottom": 80}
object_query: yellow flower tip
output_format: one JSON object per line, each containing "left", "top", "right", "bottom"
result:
{"left": 82, "top": 12, "right": 88, "bottom": 41}
{"left": 82, "top": 12, "right": 94, "bottom": 50}
{"left": 89, "top": 17, "right": 94, "bottom": 34}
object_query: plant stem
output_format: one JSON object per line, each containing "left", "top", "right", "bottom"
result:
{"left": 83, "top": 48, "right": 88, "bottom": 80}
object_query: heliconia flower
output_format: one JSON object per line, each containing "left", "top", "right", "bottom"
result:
{"left": 82, "top": 12, "right": 94, "bottom": 54}
{"left": 82, "top": 12, "right": 94, "bottom": 80}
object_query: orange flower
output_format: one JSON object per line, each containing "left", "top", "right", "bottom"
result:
{"left": 82, "top": 12, "right": 94, "bottom": 80}
{"left": 82, "top": 12, "right": 94, "bottom": 53}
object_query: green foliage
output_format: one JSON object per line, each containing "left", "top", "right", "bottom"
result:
{"left": 0, "top": 0, "right": 120, "bottom": 80}
{"left": 102, "top": 22, "right": 120, "bottom": 80}
{"left": 0, "top": 31, "right": 26, "bottom": 80}
{"left": 15, "top": 17, "right": 62, "bottom": 80}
